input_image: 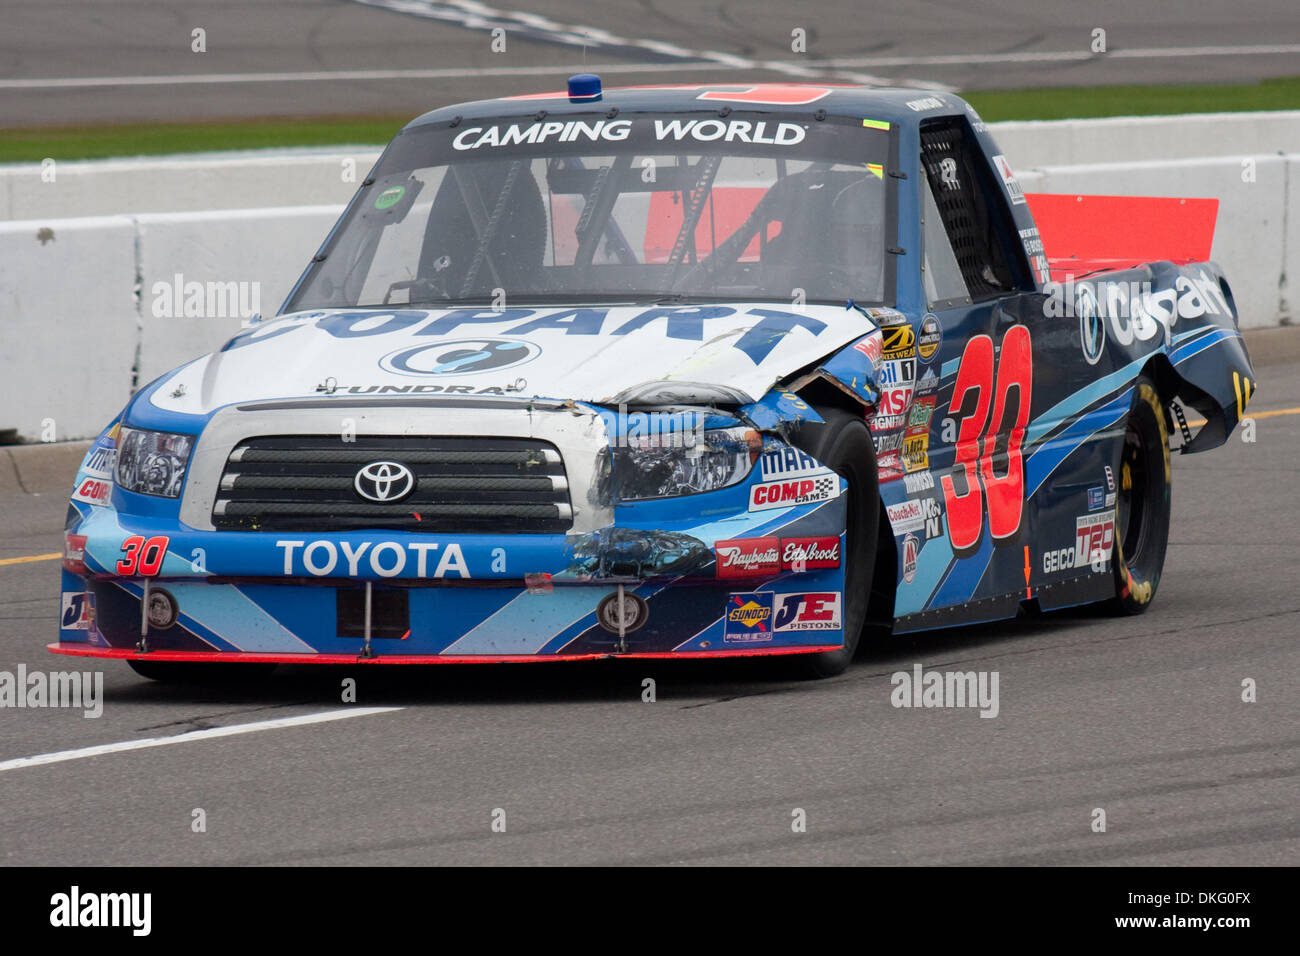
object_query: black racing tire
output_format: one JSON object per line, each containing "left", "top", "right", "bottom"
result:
{"left": 785, "top": 408, "right": 880, "bottom": 678}
{"left": 1106, "top": 377, "right": 1172, "bottom": 614}
{"left": 127, "top": 660, "right": 278, "bottom": 683}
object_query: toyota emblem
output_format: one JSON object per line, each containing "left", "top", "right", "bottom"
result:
{"left": 354, "top": 460, "right": 415, "bottom": 503}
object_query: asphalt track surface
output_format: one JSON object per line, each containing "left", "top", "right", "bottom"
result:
{"left": 2, "top": 0, "right": 1300, "bottom": 126}
{"left": 0, "top": 357, "right": 1296, "bottom": 865}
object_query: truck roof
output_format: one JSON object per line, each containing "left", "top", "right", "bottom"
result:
{"left": 403, "top": 82, "right": 967, "bottom": 131}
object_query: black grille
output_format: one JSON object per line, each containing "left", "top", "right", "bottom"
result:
{"left": 212, "top": 436, "right": 572, "bottom": 533}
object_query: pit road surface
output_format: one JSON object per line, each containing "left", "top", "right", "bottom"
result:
{"left": 2, "top": 0, "right": 1299, "bottom": 125}
{"left": 0, "top": 360, "right": 1295, "bottom": 865}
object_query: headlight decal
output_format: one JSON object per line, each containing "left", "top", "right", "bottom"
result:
{"left": 612, "top": 426, "right": 761, "bottom": 501}
{"left": 114, "top": 427, "right": 195, "bottom": 498}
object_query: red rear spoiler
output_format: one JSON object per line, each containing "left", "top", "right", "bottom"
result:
{"left": 1024, "top": 193, "right": 1219, "bottom": 283}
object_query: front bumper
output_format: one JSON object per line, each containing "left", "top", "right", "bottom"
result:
{"left": 55, "top": 507, "right": 847, "bottom": 660}
{"left": 59, "top": 447, "right": 849, "bottom": 663}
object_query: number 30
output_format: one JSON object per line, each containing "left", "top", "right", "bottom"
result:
{"left": 941, "top": 325, "right": 1033, "bottom": 555}
{"left": 116, "top": 535, "right": 170, "bottom": 576}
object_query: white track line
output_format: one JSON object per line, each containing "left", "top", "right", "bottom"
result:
{"left": 827, "top": 43, "right": 1300, "bottom": 68}
{"left": 0, "top": 62, "right": 914, "bottom": 90}
{"left": 6, "top": 41, "right": 1295, "bottom": 92}
{"left": 0, "top": 706, "right": 402, "bottom": 773}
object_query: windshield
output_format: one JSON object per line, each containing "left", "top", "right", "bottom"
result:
{"left": 286, "top": 111, "right": 893, "bottom": 312}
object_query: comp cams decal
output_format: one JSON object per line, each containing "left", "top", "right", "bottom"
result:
{"left": 71, "top": 477, "right": 112, "bottom": 506}
{"left": 748, "top": 474, "right": 840, "bottom": 512}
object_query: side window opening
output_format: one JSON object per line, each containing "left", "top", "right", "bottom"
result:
{"left": 921, "top": 173, "right": 968, "bottom": 309}
{"left": 919, "top": 118, "right": 1029, "bottom": 301}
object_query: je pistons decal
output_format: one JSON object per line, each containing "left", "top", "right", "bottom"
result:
{"left": 724, "top": 592, "right": 774, "bottom": 642}
{"left": 380, "top": 338, "right": 541, "bottom": 376}
{"left": 773, "top": 592, "right": 842, "bottom": 632}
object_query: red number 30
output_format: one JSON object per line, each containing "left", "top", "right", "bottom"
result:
{"left": 941, "top": 326, "right": 1033, "bottom": 555}
{"left": 116, "top": 535, "right": 170, "bottom": 576}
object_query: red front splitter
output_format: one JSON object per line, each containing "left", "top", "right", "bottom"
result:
{"left": 47, "top": 642, "right": 840, "bottom": 664}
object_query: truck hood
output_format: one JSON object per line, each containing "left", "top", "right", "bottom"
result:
{"left": 151, "top": 303, "right": 890, "bottom": 416}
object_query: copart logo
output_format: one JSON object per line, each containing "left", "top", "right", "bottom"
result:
{"left": 380, "top": 338, "right": 540, "bottom": 376}
{"left": 354, "top": 461, "right": 415, "bottom": 503}
{"left": 1077, "top": 282, "right": 1106, "bottom": 365}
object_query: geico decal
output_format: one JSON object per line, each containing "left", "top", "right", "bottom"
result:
{"left": 1042, "top": 513, "right": 1114, "bottom": 574}
{"left": 276, "top": 540, "right": 472, "bottom": 578}
{"left": 1042, "top": 547, "right": 1076, "bottom": 574}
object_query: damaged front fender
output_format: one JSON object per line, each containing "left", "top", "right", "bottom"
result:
{"left": 558, "top": 527, "right": 713, "bottom": 582}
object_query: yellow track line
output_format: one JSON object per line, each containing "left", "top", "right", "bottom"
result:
{"left": 1185, "top": 404, "right": 1300, "bottom": 427}
{"left": 0, "top": 552, "right": 61, "bottom": 566}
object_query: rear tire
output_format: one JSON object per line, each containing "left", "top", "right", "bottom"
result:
{"left": 127, "top": 660, "right": 278, "bottom": 683}
{"left": 786, "top": 408, "right": 879, "bottom": 678}
{"left": 1106, "top": 377, "right": 1172, "bottom": 614}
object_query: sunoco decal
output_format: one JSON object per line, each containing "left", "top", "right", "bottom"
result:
{"left": 724, "top": 592, "right": 774, "bottom": 642}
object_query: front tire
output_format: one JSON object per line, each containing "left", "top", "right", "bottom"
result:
{"left": 1107, "top": 377, "right": 1172, "bottom": 614}
{"left": 787, "top": 408, "right": 879, "bottom": 678}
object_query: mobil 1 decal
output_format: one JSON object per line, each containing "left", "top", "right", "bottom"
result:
{"left": 941, "top": 325, "right": 1032, "bottom": 558}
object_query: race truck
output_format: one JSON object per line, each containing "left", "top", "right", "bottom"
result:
{"left": 53, "top": 76, "right": 1256, "bottom": 680}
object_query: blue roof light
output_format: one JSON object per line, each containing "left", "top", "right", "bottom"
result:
{"left": 567, "top": 73, "right": 602, "bottom": 102}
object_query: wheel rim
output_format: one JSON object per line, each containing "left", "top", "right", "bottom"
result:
{"left": 1118, "top": 418, "right": 1154, "bottom": 568}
